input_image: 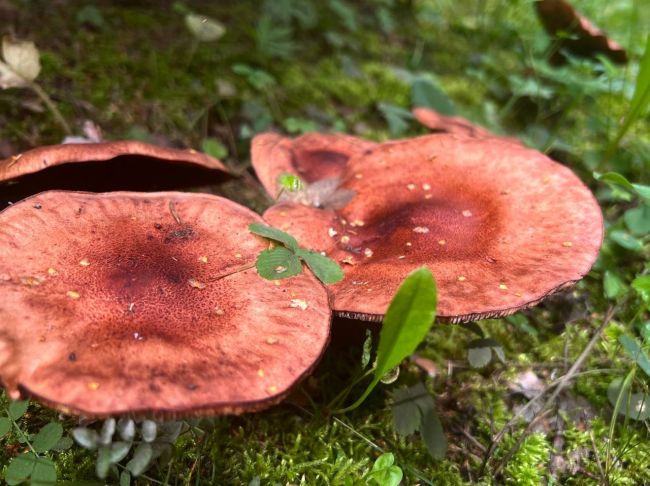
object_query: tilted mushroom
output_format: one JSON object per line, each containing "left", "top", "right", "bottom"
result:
{"left": 0, "top": 191, "right": 330, "bottom": 417}
{"left": 251, "top": 132, "right": 376, "bottom": 200}
{"left": 0, "top": 141, "right": 230, "bottom": 208}
{"left": 535, "top": 0, "right": 628, "bottom": 64}
{"left": 263, "top": 134, "right": 603, "bottom": 323}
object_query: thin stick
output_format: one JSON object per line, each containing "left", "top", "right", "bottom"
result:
{"left": 28, "top": 81, "right": 72, "bottom": 135}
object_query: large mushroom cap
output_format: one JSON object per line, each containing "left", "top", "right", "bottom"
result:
{"left": 251, "top": 132, "right": 376, "bottom": 198}
{"left": 0, "top": 141, "right": 230, "bottom": 208}
{"left": 264, "top": 134, "right": 603, "bottom": 323}
{"left": 0, "top": 191, "right": 330, "bottom": 417}
{"left": 535, "top": 0, "right": 628, "bottom": 64}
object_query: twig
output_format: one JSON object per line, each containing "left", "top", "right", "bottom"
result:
{"left": 490, "top": 305, "right": 616, "bottom": 477}
{"left": 27, "top": 81, "right": 72, "bottom": 136}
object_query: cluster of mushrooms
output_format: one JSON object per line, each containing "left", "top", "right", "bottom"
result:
{"left": 0, "top": 108, "right": 603, "bottom": 419}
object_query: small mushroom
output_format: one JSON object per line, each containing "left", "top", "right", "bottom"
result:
{"left": 0, "top": 141, "right": 230, "bottom": 208}
{"left": 535, "top": 0, "right": 628, "bottom": 64}
{"left": 0, "top": 191, "right": 330, "bottom": 417}
{"left": 251, "top": 132, "right": 376, "bottom": 198}
{"left": 264, "top": 134, "right": 603, "bottom": 323}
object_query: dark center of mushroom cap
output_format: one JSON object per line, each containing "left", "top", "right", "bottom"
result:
{"left": 292, "top": 149, "right": 349, "bottom": 183}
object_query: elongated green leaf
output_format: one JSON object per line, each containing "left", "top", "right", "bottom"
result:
{"left": 295, "top": 249, "right": 343, "bottom": 284}
{"left": 249, "top": 223, "right": 299, "bottom": 251}
{"left": 0, "top": 417, "right": 11, "bottom": 438}
{"left": 595, "top": 172, "right": 650, "bottom": 200}
{"left": 339, "top": 267, "right": 437, "bottom": 411}
{"left": 620, "top": 335, "right": 650, "bottom": 378}
{"left": 609, "top": 230, "right": 643, "bottom": 251}
{"left": 612, "top": 34, "right": 650, "bottom": 147}
{"left": 255, "top": 247, "right": 302, "bottom": 280}
{"left": 420, "top": 407, "right": 447, "bottom": 459}
{"left": 126, "top": 443, "right": 153, "bottom": 477}
{"left": 632, "top": 275, "right": 650, "bottom": 308}
{"left": 32, "top": 422, "right": 63, "bottom": 453}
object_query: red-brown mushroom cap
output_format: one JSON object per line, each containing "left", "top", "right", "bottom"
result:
{"left": 535, "top": 0, "right": 628, "bottom": 64}
{"left": 251, "top": 132, "right": 376, "bottom": 198}
{"left": 0, "top": 191, "right": 330, "bottom": 417}
{"left": 264, "top": 134, "right": 603, "bottom": 323}
{"left": 0, "top": 141, "right": 230, "bottom": 207}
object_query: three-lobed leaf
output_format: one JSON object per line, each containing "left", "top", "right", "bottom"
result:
{"left": 295, "top": 249, "right": 343, "bottom": 284}
{"left": 367, "top": 453, "right": 403, "bottom": 486}
{"left": 249, "top": 223, "right": 299, "bottom": 251}
{"left": 255, "top": 247, "right": 303, "bottom": 280}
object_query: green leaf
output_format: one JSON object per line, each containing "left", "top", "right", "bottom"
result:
{"left": 607, "top": 377, "right": 650, "bottom": 421}
{"left": 340, "top": 267, "right": 437, "bottom": 411}
{"left": 595, "top": 172, "right": 650, "bottom": 200}
{"left": 611, "top": 33, "right": 650, "bottom": 148}
{"left": 52, "top": 436, "right": 73, "bottom": 451}
{"left": 377, "top": 102, "right": 413, "bottom": 137}
{"left": 117, "top": 418, "right": 135, "bottom": 442}
{"left": 8, "top": 400, "right": 29, "bottom": 420}
{"left": 95, "top": 446, "right": 112, "bottom": 479}
{"left": 361, "top": 330, "right": 372, "bottom": 369}
{"left": 367, "top": 453, "right": 402, "bottom": 486}
{"left": 255, "top": 247, "right": 303, "bottom": 280}
{"left": 126, "top": 443, "right": 153, "bottom": 477}
{"left": 624, "top": 204, "right": 650, "bottom": 236}
{"left": 141, "top": 420, "right": 157, "bottom": 443}
{"left": 391, "top": 383, "right": 434, "bottom": 436}
{"left": 0, "top": 417, "right": 11, "bottom": 438}
{"left": 5, "top": 452, "right": 37, "bottom": 485}
{"left": 619, "top": 335, "right": 650, "bottom": 378}
{"left": 72, "top": 427, "right": 99, "bottom": 450}
{"left": 248, "top": 223, "right": 299, "bottom": 251}
{"left": 32, "top": 422, "right": 63, "bottom": 453}
{"left": 604, "top": 270, "right": 626, "bottom": 299}
{"left": 30, "top": 456, "right": 56, "bottom": 486}
{"left": 460, "top": 321, "right": 484, "bottom": 338}
{"left": 295, "top": 249, "right": 343, "bottom": 284}
{"left": 609, "top": 230, "right": 643, "bottom": 251}
{"left": 184, "top": 13, "right": 226, "bottom": 42}
{"left": 411, "top": 76, "right": 455, "bottom": 115}
{"left": 420, "top": 407, "right": 447, "bottom": 459}
{"left": 467, "top": 338, "right": 504, "bottom": 368}
{"left": 201, "top": 138, "right": 228, "bottom": 159}
{"left": 120, "top": 471, "right": 131, "bottom": 486}
{"left": 110, "top": 441, "right": 132, "bottom": 463}
{"left": 632, "top": 275, "right": 650, "bottom": 308}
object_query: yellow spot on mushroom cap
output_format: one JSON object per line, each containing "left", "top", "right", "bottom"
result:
{"left": 290, "top": 299, "right": 308, "bottom": 310}
{"left": 340, "top": 235, "right": 350, "bottom": 244}
{"left": 499, "top": 283, "right": 508, "bottom": 290}
{"left": 79, "top": 259, "right": 90, "bottom": 267}
{"left": 199, "top": 256, "right": 209, "bottom": 263}
{"left": 458, "top": 276, "right": 466, "bottom": 282}
{"left": 267, "top": 385, "right": 278, "bottom": 394}
{"left": 438, "top": 240, "right": 446, "bottom": 245}
{"left": 266, "top": 337, "right": 279, "bottom": 344}
{"left": 87, "top": 382, "right": 100, "bottom": 391}
{"left": 67, "top": 290, "right": 81, "bottom": 299}
{"left": 562, "top": 241, "right": 573, "bottom": 247}
{"left": 257, "top": 369, "right": 265, "bottom": 377}
{"left": 47, "top": 267, "right": 58, "bottom": 276}
{"left": 364, "top": 248, "right": 373, "bottom": 258}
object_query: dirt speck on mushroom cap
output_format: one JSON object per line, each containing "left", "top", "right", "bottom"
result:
{"left": 264, "top": 134, "right": 603, "bottom": 323}
{"left": 0, "top": 191, "right": 330, "bottom": 418}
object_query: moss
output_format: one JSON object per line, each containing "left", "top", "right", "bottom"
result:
{"left": 503, "top": 433, "right": 551, "bottom": 485}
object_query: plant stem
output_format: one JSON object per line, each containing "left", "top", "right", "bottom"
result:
{"left": 28, "top": 81, "right": 72, "bottom": 136}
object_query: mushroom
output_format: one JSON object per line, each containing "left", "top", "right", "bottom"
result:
{"left": 263, "top": 134, "right": 603, "bottom": 323}
{"left": 0, "top": 191, "right": 330, "bottom": 417}
{"left": 0, "top": 141, "right": 230, "bottom": 208}
{"left": 535, "top": 0, "right": 628, "bottom": 64}
{"left": 251, "top": 132, "right": 376, "bottom": 198}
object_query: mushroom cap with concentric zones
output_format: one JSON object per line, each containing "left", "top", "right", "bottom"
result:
{"left": 0, "top": 141, "right": 230, "bottom": 207}
{"left": 0, "top": 191, "right": 330, "bottom": 417}
{"left": 264, "top": 134, "right": 603, "bottom": 323}
{"left": 251, "top": 132, "right": 376, "bottom": 198}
